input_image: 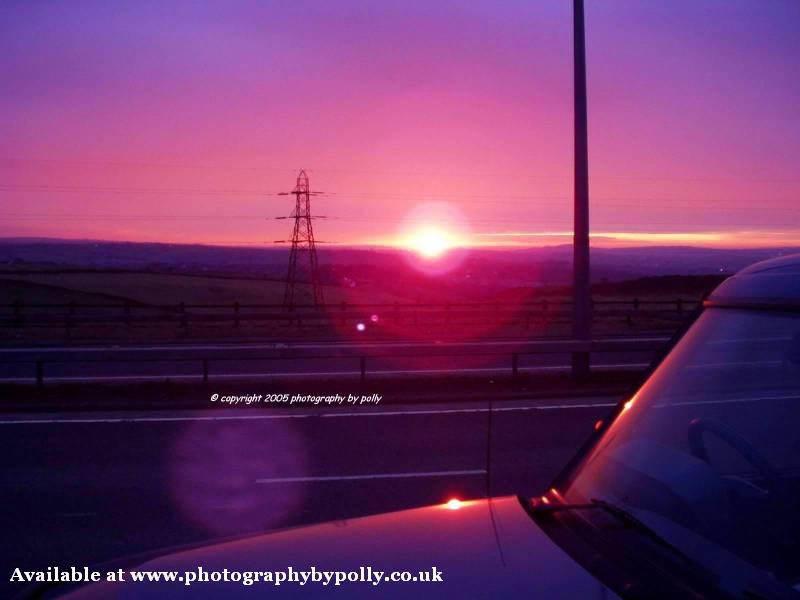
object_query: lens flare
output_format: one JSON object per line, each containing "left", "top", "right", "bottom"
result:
{"left": 169, "top": 420, "right": 308, "bottom": 536}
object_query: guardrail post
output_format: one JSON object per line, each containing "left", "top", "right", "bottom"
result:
{"left": 571, "top": 350, "right": 590, "bottom": 381}
{"left": 36, "top": 361, "right": 44, "bottom": 388}
{"left": 202, "top": 359, "right": 209, "bottom": 385}
{"left": 512, "top": 353, "right": 518, "bottom": 380}
{"left": 359, "top": 356, "right": 366, "bottom": 383}
{"left": 13, "top": 300, "right": 23, "bottom": 327}
{"left": 233, "top": 302, "right": 240, "bottom": 327}
{"left": 66, "top": 300, "right": 75, "bottom": 332}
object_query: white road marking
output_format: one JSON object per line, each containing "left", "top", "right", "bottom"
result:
{"left": 0, "top": 414, "right": 318, "bottom": 425}
{"left": 255, "top": 469, "right": 486, "bottom": 484}
{"left": 521, "top": 402, "right": 617, "bottom": 411}
{"left": 321, "top": 402, "right": 621, "bottom": 419}
{"left": 0, "top": 399, "right": 619, "bottom": 425}
{"left": 321, "top": 408, "right": 489, "bottom": 418}
{"left": 1, "top": 390, "right": 796, "bottom": 426}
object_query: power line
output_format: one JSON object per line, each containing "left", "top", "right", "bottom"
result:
{"left": 1, "top": 200, "right": 798, "bottom": 222}
{"left": 2, "top": 157, "right": 800, "bottom": 183}
{"left": 1, "top": 187, "right": 798, "bottom": 209}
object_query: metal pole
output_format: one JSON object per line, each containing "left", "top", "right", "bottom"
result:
{"left": 36, "top": 360, "right": 44, "bottom": 388}
{"left": 572, "top": 0, "right": 591, "bottom": 379}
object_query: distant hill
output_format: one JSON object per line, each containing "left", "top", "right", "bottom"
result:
{"left": 0, "top": 238, "right": 796, "bottom": 292}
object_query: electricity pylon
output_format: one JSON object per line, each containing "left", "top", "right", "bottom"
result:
{"left": 275, "top": 170, "right": 325, "bottom": 309}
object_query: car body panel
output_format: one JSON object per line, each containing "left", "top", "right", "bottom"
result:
{"left": 62, "top": 496, "right": 618, "bottom": 599}
{"left": 708, "top": 254, "right": 800, "bottom": 307}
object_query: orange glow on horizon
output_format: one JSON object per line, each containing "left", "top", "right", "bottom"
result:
{"left": 22, "top": 228, "right": 800, "bottom": 252}
{"left": 358, "top": 228, "right": 800, "bottom": 251}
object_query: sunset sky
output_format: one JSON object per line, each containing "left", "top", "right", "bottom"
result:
{"left": 2, "top": 0, "right": 799, "bottom": 249}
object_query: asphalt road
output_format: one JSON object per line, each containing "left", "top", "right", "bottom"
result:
{"left": 0, "top": 396, "right": 619, "bottom": 598}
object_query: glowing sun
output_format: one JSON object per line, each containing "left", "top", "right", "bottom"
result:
{"left": 396, "top": 202, "right": 470, "bottom": 266}
{"left": 409, "top": 226, "right": 453, "bottom": 259}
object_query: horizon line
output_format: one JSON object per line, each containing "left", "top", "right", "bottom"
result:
{"left": 3, "top": 234, "right": 800, "bottom": 254}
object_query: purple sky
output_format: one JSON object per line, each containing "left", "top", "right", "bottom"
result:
{"left": 2, "top": 0, "right": 799, "bottom": 248}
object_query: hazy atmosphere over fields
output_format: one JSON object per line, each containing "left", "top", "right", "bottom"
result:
{"left": 2, "top": 0, "right": 800, "bottom": 248}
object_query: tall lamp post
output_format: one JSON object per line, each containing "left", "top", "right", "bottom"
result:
{"left": 572, "top": 0, "right": 591, "bottom": 379}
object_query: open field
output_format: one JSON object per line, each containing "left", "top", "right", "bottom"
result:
{"left": 0, "top": 271, "right": 371, "bottom": 306}
{"left": 0, "top": 271, "right": 700, "bottom": 344}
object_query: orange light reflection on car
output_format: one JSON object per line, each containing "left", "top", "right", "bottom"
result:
{"left": 445, "top": 498, "right": 463, "bottom": 510}
{"left": 622, "top": 393, "right": 639, "bottom": 413}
